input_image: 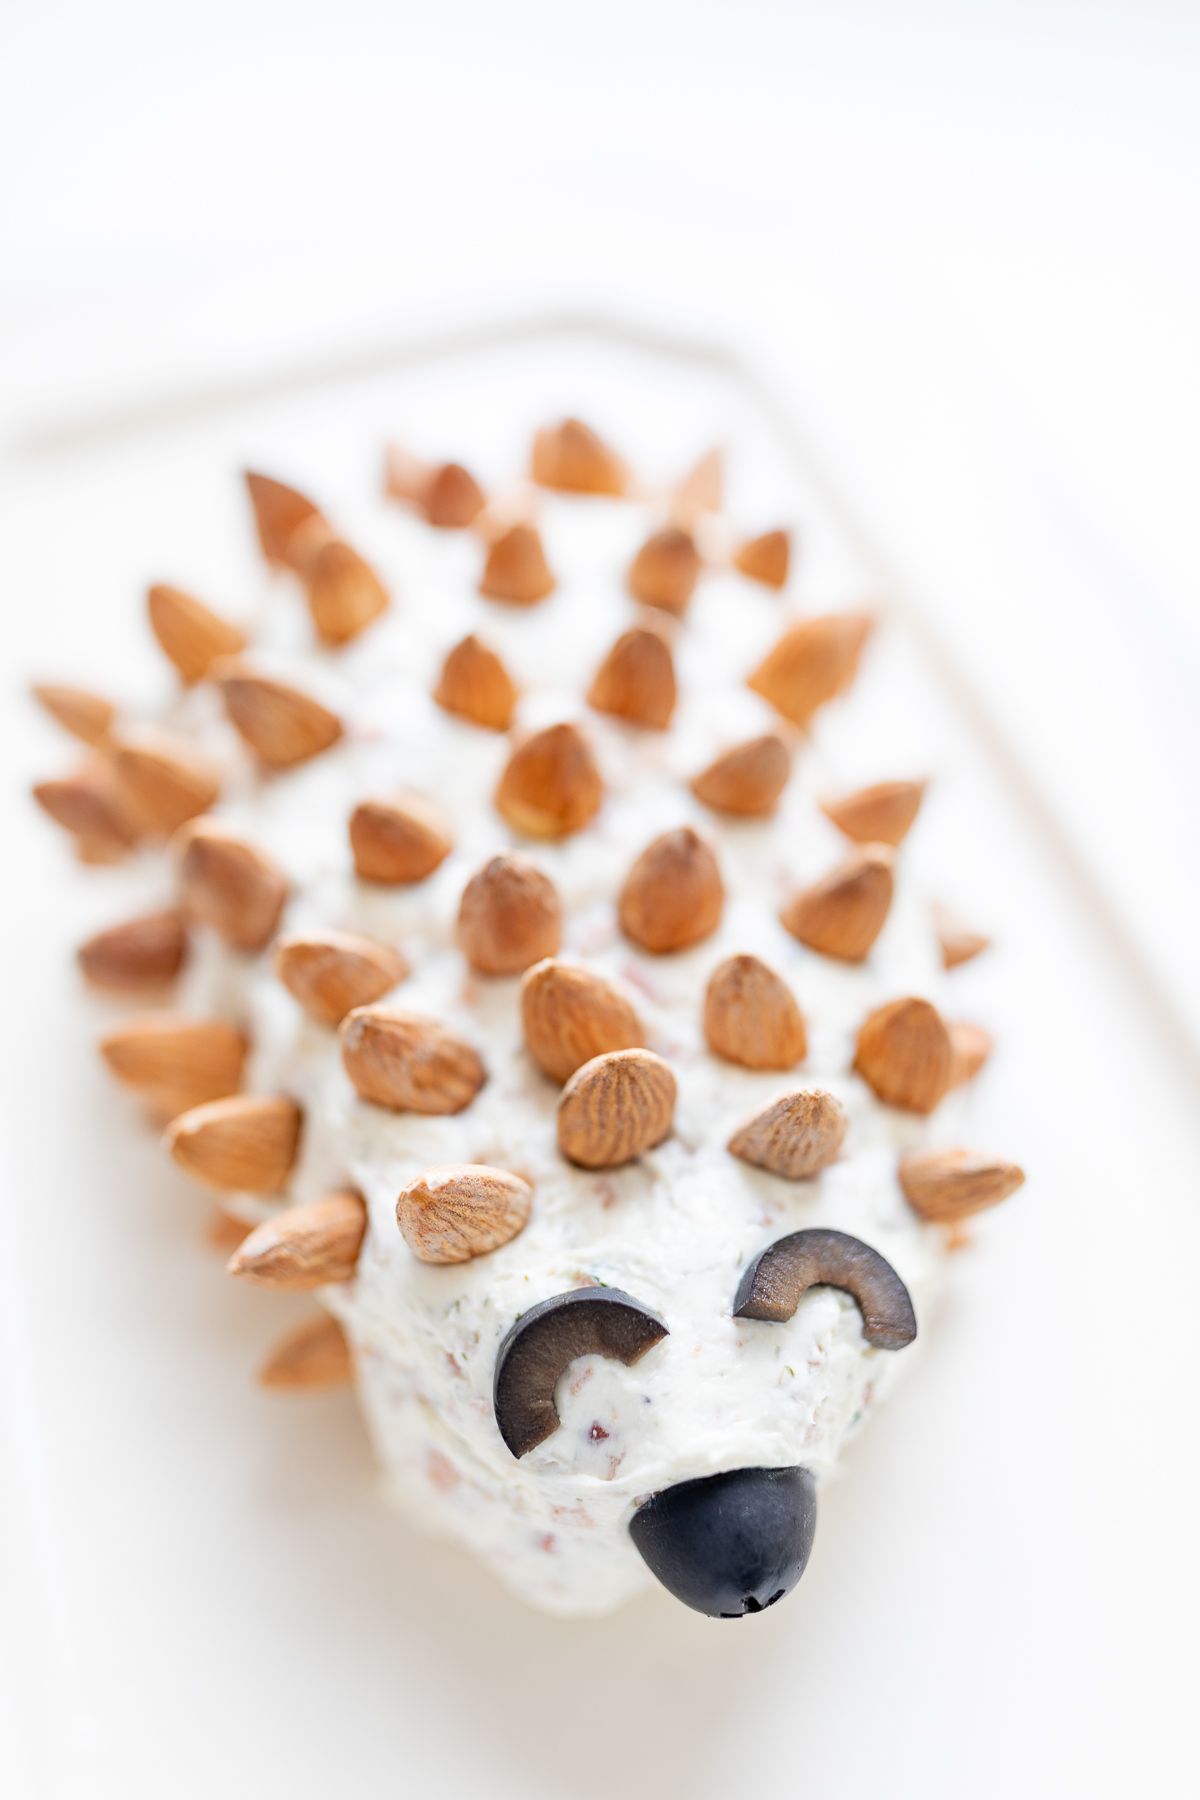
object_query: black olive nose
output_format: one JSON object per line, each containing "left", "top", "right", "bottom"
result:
{"left": 629, "top": 1466, "right": 817, "bottom": 1618}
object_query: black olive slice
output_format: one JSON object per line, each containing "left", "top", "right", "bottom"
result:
{"left": 732, "top": 1228, "right": 916, "bottom": 1348}
{"left": 493, "top": 1287, "right": 668, "bottom": 1457}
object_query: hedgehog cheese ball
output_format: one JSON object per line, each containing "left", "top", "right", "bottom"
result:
{"left": 33, "top": 418, "right": 1023, "bottom": 1619}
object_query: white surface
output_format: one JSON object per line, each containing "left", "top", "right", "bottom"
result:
{"left": 2, "top": 327, "right": 1198, "bottom": 1797}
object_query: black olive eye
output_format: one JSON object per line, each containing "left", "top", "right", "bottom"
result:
{"left": 493, "top": 1288, "right": 669, "bottom": 1457}
{"left": 733, "top": 1228, "right": 916, "bottom": 1349}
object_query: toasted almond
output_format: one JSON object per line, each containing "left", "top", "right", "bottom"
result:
{"left": 397, "top": 1164, "right": 532, "bottom": 1264}
{"left": 479, "top": 523, "right": 556, "bottom": 605}
{"left": 495, "top": 721, "right": 603, "bottom": 839}
{"left": 243, "top": 470, "right": 325, "bottom": 568}
{"left": 147, "top": 585, "right": 247, "bottom": 683}
{"left": 31, "top": 682, "right": 116, "bottom": 745}
{"left": 853, "top": 996, "right": 954, "bottom": 1114}
{"left": 434, "top": 633, "right": 518, "bottom": 731}
{"left": 728, "top": 1088, "right": 848, "bottom": 1179}
{"left": 259, "top": 1314, "right": 352, "bottom": 1390}
{"left": 949, "top": 1021, "right": 993, "bottom": 1087}
{"left": 821, "top": 779, "right": 926, "bottom": 847}
{"left": 457, "top": 854, "right": 562, "bottom": 976}
{"left": 671, "top": 446, "right": 723, "bottom": 520}
{"left": 898, "top": 1148, "right": 1025, "bottom": 1223}
{"left": 586, "top": 625, "right": 677, "bottom": 729}
{"left": 520, "top": 959, "right": 646, "bottom": 1082}
{"left": 32, "top": 765, "right": 139, "bottom": 852}
{"left": 618, "top": 826, "right": 724, "bottom": 954}
{"left": 690, "top": 732, "right": 791, "bottom": 817}
{"left": 219, "top": 669, "right": 344, "bottom": 769}
{"left": 531, "top": 418, "right": 628, "bottom": 495}
{"left": 78, "top": 908, "right": 188, "bottom": 992}
{"left": 340, "top": 1008, "right": 486, "bottom": 1114}
{"left": 628, "top": 526, "right": 701, "bottom": 617}
{"left": 932, "top": 903, "right": 991, "bottom": 971}
{"left": 780, "top": 844, "right": 895, "bottom": 963}
{"left": 100, "top": 1013, "right": 246, "bottom": 1113}
{"left": 109, "top": 730, "right": 220, "bottom": 835}
{"left": 385, "top": 447, "right": 486, "bottom": 528}
{"left": 297, "top": 537, "right": 389, "bottom": 646}
{"left": 165, "top": 1094, "right": 302, "bottom": 1193}
{"left": 733, "top": 529, "right": 790, "bottom": 589}
{"left": 205, "top": 1202, "right": 254, "bottom": 1255}
{"left": 748, "top": 611, "right": 874, "bottom": 727}
{"left": 275, "top": 930, "right": 407, "bottom": 1026}
{"left": 557, "top": 1048, "right": 676, "bottom": 1168}
{"left": 177, "top": 819, "right": 289, "bottom": 953}
{"left": 229, "top": 1188, "right": 366, "bottom": 1288}
{"left": 349, "top": 793, "right": 453, "bottom": 884}
{"left": 703, "top": 954, "right": 807, "bottom": 1070}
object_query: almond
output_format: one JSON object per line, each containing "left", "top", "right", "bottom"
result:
{"left": 434, "top": 633, "right": 518, "bottom": 731}
{"left": 780, "top": 844, "right": 895, "bottom": 963}
{"left": 821, "top": 779, "right": 926, "bottom": 847}
{"left": 109, "top": 730, "right": 220, "bottom": 834}
{"left": 531, "top": 418, "right": 628, "bottom": 495}
{"left": 556, "top": 1048, "right": 676, "bottom": 1168}
{"left": 728, "top": 1088, "right": 848, "bottom": 1179}
{"left": 932, "top": 902, "right": 991, "bottom": 971}
{"left": 147, "top": 585, "right": 247, "bottom": 683}
{"left": 949, "top": 1021, "right": 993, "bottom": 1087}
{"left": 259, "top": 1314, "right": 352, "bottom": 1390}
{"left": 349, "top": 793, "right": 453, "bottom": 884}
{"left": 275, "top": 930, "right": 407, "bottom": 1025}
{"left": 31, "top": 682, "right": 116, "bottom": 745}
{"left": 703, "top": 954, "right": 807, "bottom": 1070}
{"left": 100, "top": 1013, "right": 247, "bottom": 1114}
{"left": 228, "top": 1188, "right": 366, "bottom": 1288}
{"left": 457, "top": 854, "right": 563, "bottom": 975}
{"left": 671, "top": 446, "right": 723, "bottom": 520}
{"left": 618, "top": 826, "right": 724, "bottom": 954}
{"left": 853, "top": 996, "right": 954, "bottom": 1114}
{"left": 628, "top": 526, "right": 700, "bottom": 617}
{"left": 177, "top": 819, "right": 289, "bottom": 953}
{"left": 205, "top": 1202, "right": 254, "bottom": 1255}
{"left": 165, "top": 1094, "right": 302, "bottom": 1193}
{"left": 243, "top": 470, "right": 324, "bottom": 568}
{"left": 495, "top": 721, "right": 603, "bottom": 839}
{"left": 690, "top": 732, "right": 791, "bottom": 817}
{"left": 78, "top": 908, "right": 188, "bottom": 992}
{"left": 295, "top": 536, "right": 389, "bottom": 646}
{"left": 396, "top": 1164, "right": 532, "bottom": 1264}
{"left": 385, "top": 447, "right": 485, "bottom": 528}
{"left": 520, "top": 959, "right": 645, "bottom": 1082}
{"left": 748, "top": 611, "right": 874, "bottom": 727}
{"left": 733, "top": 529, "right": 790, "bottom": 589}
{"left": 898, "top": 1148, "right": 1025, "bottom": 1223}
{"left": 340, "top": 1008, "right": 485, "bottom": 1113}
{"left": 219, "top": 669, "right": 344, "bottom": 769}
{"left": 32, "top": 765, "right": 139, "bottom": 851}
{"left": 587, "top": 625, "right": 677, "bottom": 728}
{"left": 479, "top": 523, "right": 556, "bottom": 605}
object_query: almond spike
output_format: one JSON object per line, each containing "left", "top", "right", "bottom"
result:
{"left": 205, "top": 1202, "right": 254, "bottom": 1255}
{"left": 298, "top": 537, "right": 389, "bottom": 646}
{"left": 275, "top": 930, "right": 407, "bottom": 1025}
{"left": 618, "top": 826, "right": 724, "bottom": 954}
{"left": 690, "top": 732, "right": 791, "bottom": 817}
{"left": 32, "top": 766, "right": 139, "bottom": 851}
{"left": 587, "top": 625, "right": 677, "bottom": 729}
{"left": 703, "top": 954, "right": 807, "bottom": 1070}
{"left": 733, "top": 529, "right": 790, "bottom": 589}
{"left": 177, "top": 819, "right": 288, "bottom": 953}
{"left": 853, "top": 996, "right": 954, "bottom": 1114}
{"left": 520, "top": 959, "right": 645, "bottom": 1083}
{"left": 821, "top": 779, "right": 927, "bottom": 848}
{"left": 671, "top": 447, "right": 723, "bottom": 520}
{"left": 165, "top": 1094, "right": 302, "bottom": 1193}
{"left": 479, "top": 523, "right": 556, "bottom": 605}
{"left": 384, "top": 447, "right": 485, "bottom": 528}
{"left": 557, "top": 1049, "right": 676, "bottom": 1168}
{"left": 495, "top": 722, "right": 603, "bottom": 839}
{"left": 243, "top": 470, "right": 324, "bottom": 569}
{"left": 628, "top": 526, "right": 701, "bottom": 617}
{"left": 531, "top": 418, "right": 628, "bottom": 496}
{"left": 780, "top": 845, "right": 895, "bottom": 963}
{"left": 78, "top": 908, "right": 188, "bottom": 992}
{"left": 100, "top": 1014, "right": 246, "bottom": 1113}
{"left": 397, "top": 1165, "right": 532, "bottom": 1264}
{"left": 949, "top": 1021, "right": 993, "bottom": 1087}
{"left": 748, "top": 611, "right": 874, "bottom": 728}
{"left": 340, "top": 1008, "right": 486, "bottom": 1114}
{"left": 147, "top": 585, "right": 247, "bottom": 683}
{"left": 349, "top": 794, "right": 453, "bottom": 884}
{"left": 457, "top": 854, "right": 563, "bottom": 975}
{"left": 228, "top": 1188, "right": 366, "bottom": 1289}
{"left": 898, "top": 1148, "right": 1025, "bottom": 1223}
{"left": 219, "top": 669, "right": 343, "bottom": 769}
{"left": 109, "top": 731, "right": 220, "bottom": 834}
{"left": 259, "top": 1314, "right": 352, "bottom": 1390}
{"left": 434, "top": 633, "right": 518, "bottom": 731}
{"left": 932, "top": 903, "right": 991, "bottom": 971}
{"left": 728, "top": 1089, "right": 848, "bottom": 1179}
{"left": 31, "top": 683, "right": 116, "bottom": 746}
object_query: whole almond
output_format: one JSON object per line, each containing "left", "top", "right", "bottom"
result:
{"left": 457, "top": 854, "right": 563, "bottom": 975}
{"left": 728, "top": 1088, "right": 848, "bottom": 1179}
{"left": 229, "top": 1188, "right": 367, "bottom": 1288}
{"left": 671, "top": 446, "right": 723, "bottom": 520}
{"left": 147, "top": 585, "right": 247, "bottom": 683}
{"left": 932, "top": 902, "right": 991, "bottom": 971}
{"left": 531, "top": 418, "right": 628, "bottom": 495}
{"left": 219, "top": 669, "right": 344, "bottom": 769}
{"left": 397, "top": 1164, "right": 532, "bottom": 1264}
{"left": 703, "top": 954, "right": 807, "bottom": 1070}
{"left": 78, "top": 908, "right": 188, "bottom": 992}
{"left": 205, "top": 1202, "right": 254, "bottom": 1255}
{"left": 480, "top": 524, "right": 556, "bottom": 605}
{"left": 340, "top": 1008, "right": 486, "bottom": 1113}
{"left": 780, "top": 845, "right": 895, "bottom": 963}
{"left": 949, "top": 1021, "right": 993, "bottom": 1087}
{"left": 100, "top": 1013, "right": 246, "bottom": 1113}
{"left": 495, "top": 721, "right": 603, "bottom": 839}
{"left": 898, "top": 1148, "right": 1025, "bottom": 1223}
{"left": 165, "top": 1094, "right": 302, "bottom": 1192}
{"left": 520, "top": 959, "right": 645, "bottom": 1082}
{"left": 628, "top": 526, "right": 700, "bottom": 617}
{"left": 821, "top": 779, "right": 926, "bottom": 847}
{"left": 110, "top": 730, "right": 220, "bottom": 835}
{"left": 243, "top": 470, "right": 324, "bottom": 568}
{"left": 690, "top": 732, "right": 791, "bottom": 816}
{"left": 748, "top": 612, "right": 874, "bottom": 727}
{"left": 299, "top": 537, "right": 389, "bottom": 646}
{"left": 385, "top": 447, "right": 485, "bottom": 527}
{"left": 177, "top": 819, "right": 289, "bottom": 952}
{"left": 349, "top": 793, "right": 453, "bottom": 884}
{"left": 275, "top": 930, "right": 407, "bottom": 1025}
{"left": 259, "top": 1314, "right": 352, "bottom": 1390}
{"left": 33, "top": 765, "right": 139, "bottom": 851}
{"left": 31, "top": 682, "right": 116, "bottom": 745}
{"left": 618, "top": 826, "right": 724, "bottom": 954}
{"left": 557, "top": 1048, "right": 676, "bottom": 1168}
{"left": 854, "top": 996, "right": 954, "bottom": 1114}
{"left": 434, "top": 633, "right": 518, "bottom": 731}
{"left": 587, "top": 625, "right": 677, "bottom": 729}
{"left": 733, "top": 529, "right": 790, "bottom": 589}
